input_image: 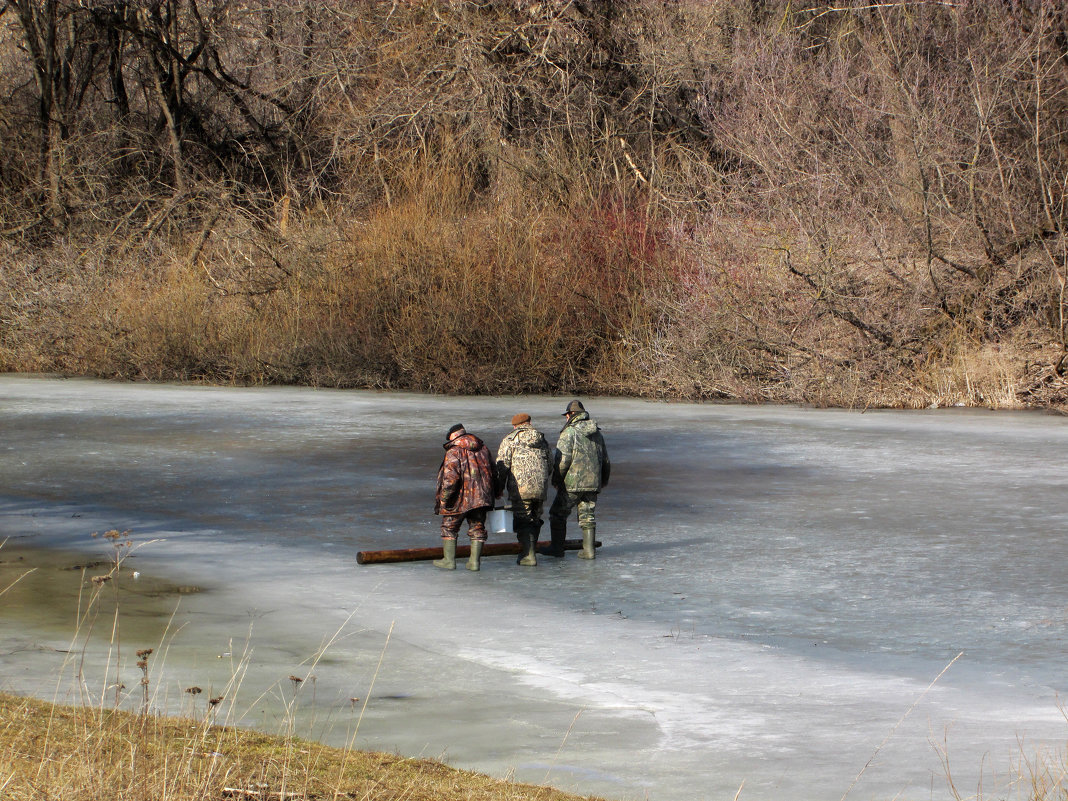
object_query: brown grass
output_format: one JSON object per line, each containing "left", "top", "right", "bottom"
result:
{"left": 0, "top": 692, "right": 600, "bottom": 801}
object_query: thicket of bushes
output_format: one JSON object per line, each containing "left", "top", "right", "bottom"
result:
{"left": 2, "top": 1, "right": 1067, "bottom": 408}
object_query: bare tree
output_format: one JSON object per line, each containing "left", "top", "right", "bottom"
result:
{"left": 3, "top": 0, "right": 95, "bottom": 221}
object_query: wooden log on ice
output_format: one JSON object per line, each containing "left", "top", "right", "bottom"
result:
{"left": 356, "top": 538, "right": 601, "bottom": 565}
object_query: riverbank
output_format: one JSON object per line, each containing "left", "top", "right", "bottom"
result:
{"left": 0, "top": 539, "right": 609, "bottom": 801}
{"left": 0, "top": 691, "right": 599, "bottom": 801}
{"left": 4, "top": 4, "right": 1068, "bottom": 411}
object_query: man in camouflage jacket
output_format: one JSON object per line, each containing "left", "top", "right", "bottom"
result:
{"left": 549, "top": 400, "right": 610, "bottom": 559}
{"left": 434, "top": 424, "right": 496, "bottom": 571}
{"left": 496, "top": 413, "right": 552, "bottom": 567}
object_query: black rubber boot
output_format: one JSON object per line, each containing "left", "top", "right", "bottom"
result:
{"left": 548, "top": 520, "right": 567, "bottom": 557}
{"left": 517, "top": 525, "right": 537, "bottom": 566}
{"left": 433, "top": 538, "right": 457, "bottom": 570}
{"left": 577, "top": 525, "right": 596, "bottom": 559}
{"left": 466, "top": 540, "right": 483, "bottom": 571}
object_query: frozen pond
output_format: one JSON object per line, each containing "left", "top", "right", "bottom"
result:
{"left": 1, "top": 375, "right": 1066, "bottom": 801}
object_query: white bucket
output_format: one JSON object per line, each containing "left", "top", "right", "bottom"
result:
{"left": 487, "top": 508, "right": 513, "bottom": 535}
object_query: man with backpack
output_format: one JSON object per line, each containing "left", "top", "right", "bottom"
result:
{"left": 496, "top": 413, "right": 552, "bottom": 566}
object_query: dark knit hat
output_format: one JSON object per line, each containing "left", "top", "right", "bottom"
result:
{"left": 562, "top": 400, "right": 585, "bottom": 416}
{"left": 446, "top": 424, "right": 466, "bottom": 440}
{"left": 511, "top": 413, "right": 531, "bottom": 426}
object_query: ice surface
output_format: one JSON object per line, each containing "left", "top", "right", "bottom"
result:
{"left": 1, "top": 375, "right": 1067, "bottom": 801}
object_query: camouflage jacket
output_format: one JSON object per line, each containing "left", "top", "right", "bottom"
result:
{"left": 496, "top": 423, "right": 552, "bottom": 503}
{"left": 435, "top": 433, "right": 496, "bottom": 516}
{"left": 554, "top": 411, "right": 611, "bottom": 493}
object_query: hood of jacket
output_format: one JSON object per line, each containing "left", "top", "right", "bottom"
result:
{"left": 509, "top": 424, "right": 548, "bottom": 449}
{"left": 562, "top": 412, "right": 599, "bottom": 438}
{"left": 444, "top": 432, "right": 485, "bottom": 451}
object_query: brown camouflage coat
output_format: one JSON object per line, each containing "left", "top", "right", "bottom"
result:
{"left": 435, "top": 433, "right": 497, "bottom": 516}
{"left": 496, "top": 423, "right": 552, "bottom": 503}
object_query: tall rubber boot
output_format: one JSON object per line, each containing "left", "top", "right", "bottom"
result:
{"left": 531, "top": 520, "right": 542, "bottom": 562}
{"left": 577, "top": 525, "right": 596, "bottom": 560}
{"left": 433, "top": 538, "right": 456, "bottom": 570}
{"left": 548, "top": 520, "right": 567, "bottom": 558}
{"left": 466, "top": 540, "right": 483, "bottom": 571}
{"left": 517, "top": 526, "right": 537, "bottom": 567}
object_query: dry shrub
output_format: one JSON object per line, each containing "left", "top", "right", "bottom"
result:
{"left": 64, "top": 147, "right": 675, "bottom": 394}
{"left": 915, "top": 341, "right": 1023, "bottom": 409}
{"left": 0, "top": 240, "right": 125, "bottom": 375}
{"left": 107, "top": 264, "right": 240, "bottom": 382}
{"left": 628, "top": 212, "right": 898, "bottom": 404}
{"left": 316, "top": 157, "right": 673, "bottom": 394}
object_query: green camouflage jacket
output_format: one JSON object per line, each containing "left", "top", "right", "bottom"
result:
{"left": 553, "top": 411, "right": 610, "bottom": 493}
{"left": 496, "top": 423, "right": 552, "bottom": 503}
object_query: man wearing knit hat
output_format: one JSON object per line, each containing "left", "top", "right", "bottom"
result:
{"left": 495, "top": 413, "right": 552, "bottom": 566}
{"left": 433, "top": 423, "right": 497, "bottom": 571}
